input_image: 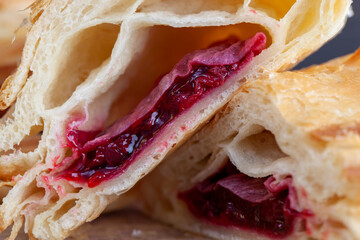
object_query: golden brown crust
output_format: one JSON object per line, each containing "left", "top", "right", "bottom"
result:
{"left": 0, "top": 65, "right": 17, "bottom": 85}
{"left": 0, "top": 75, "right": 15, "bottom": 110}
{"left": 245, "top": 48, "right": 360, "bottom": 141}
{"left": 310, "top": 122, "right": 360, "bottom": 142}
{"left": 28, "top": 0, "right": 51, "bottom": 25}
{"left": 344, "top": 47, "right": 360, "bottom": 66}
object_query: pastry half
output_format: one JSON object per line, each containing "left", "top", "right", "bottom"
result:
{"left": 133, "top": 48, "right": 360, "bottom": 240}
{"left": 0, "top": 0, "right": 351, "bottom": 239}
{"left": 0, "top": 0, "right": 38, "bottom": 202}
{"left": 0, "top": 0, "right": 40, "bottom": 182}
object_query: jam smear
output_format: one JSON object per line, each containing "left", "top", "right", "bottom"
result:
{"left": 59, "top": 33, "right": 267, "bottom": 187}
{"left": 178, "top": 162, "right": 305, "bottom": 238}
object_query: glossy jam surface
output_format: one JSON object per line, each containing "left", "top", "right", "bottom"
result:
{"left": 63, "top": 65, "right": 236, "bottom": 186}
{"left": 178, "top": 162, "right": 302, "bottom": 238}
{"left": 59, "top": 34, "right": 266, "bottom": 187}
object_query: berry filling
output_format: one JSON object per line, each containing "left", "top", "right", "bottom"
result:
{"left": 178, "top": 161, "right": 310, "bottom": 238}
{"left": 58, "top": 33, "right": 266, "bottom": 187}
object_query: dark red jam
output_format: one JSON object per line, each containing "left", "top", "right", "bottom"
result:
{"left": 58, "top": 33, "right": 267, "bottom": 187}
{"left": 178, "top": 162, "right": 306, "bottom": 238}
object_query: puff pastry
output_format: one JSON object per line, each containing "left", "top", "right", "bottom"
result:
{"left": 133, "top": 48, "right": 360, "bottom": 240}
{"left": 0, "top": 0, "right": 350, "bottom": 239}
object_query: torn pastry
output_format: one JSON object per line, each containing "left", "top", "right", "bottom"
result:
{"left": 133, "top": 48, "right": 360, "bottom": 239}
{"left": 0, "top": 0, "right": 40, "bottom": 181}
{"left": 0, "top": 0, "right": 351, "bottom": 239}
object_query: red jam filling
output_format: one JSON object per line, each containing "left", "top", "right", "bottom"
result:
{"left": 58, "top": 33, "right": 267, "bottom": 187}
{"left": 178, "top": 162, "right": 306, "bottom": 238}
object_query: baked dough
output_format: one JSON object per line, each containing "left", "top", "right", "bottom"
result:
{"left": 133, "top": 48, "right": 360, "bottom": 240}
{"left": 0, "top": 0, "right": 351, "bottom": 239}
{"left": 0, "top": 0, "right": 41, "bottom": 186}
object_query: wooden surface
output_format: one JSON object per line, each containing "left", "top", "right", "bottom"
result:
{"left": 0, "top": 209, "right": 211, "bottom": 240}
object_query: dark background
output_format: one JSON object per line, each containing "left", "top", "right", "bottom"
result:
{"left": 295, "top": 0, "right": 360, "bottom": 69}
